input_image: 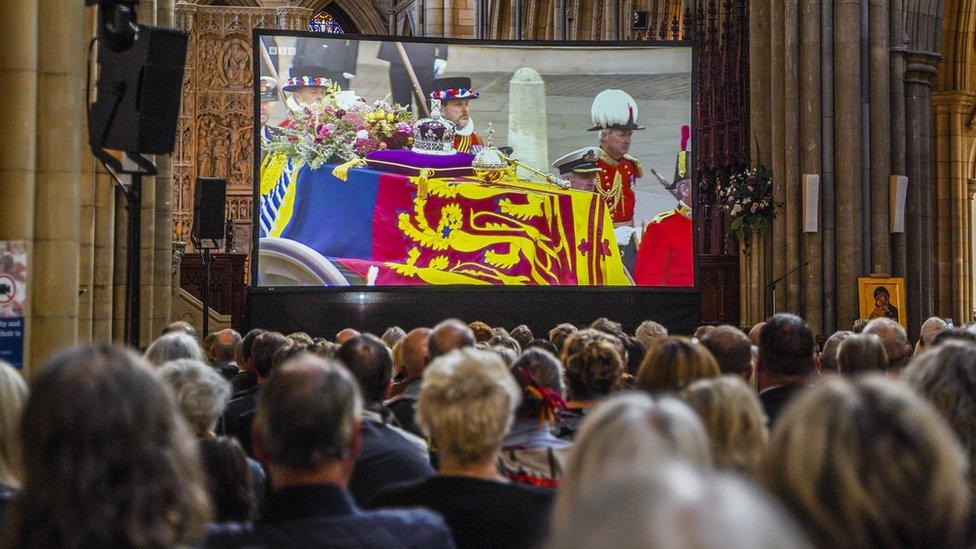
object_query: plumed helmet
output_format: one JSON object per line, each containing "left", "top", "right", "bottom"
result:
{"left": 588, "top": 89, "right": 645, "bottom": 132}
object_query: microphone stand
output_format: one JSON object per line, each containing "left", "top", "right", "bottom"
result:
{"left": 766, "top": 262, "right": 808, "bottom": 316}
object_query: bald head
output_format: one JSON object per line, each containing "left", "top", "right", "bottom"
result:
{"left": 748, "top": 322, "right": 765, "bottom": 346}
{"left": 212, "top": 329, "right": 241, "bottom": 362}
{"left": 336, "top": 328, "right": 361, "bottom": 345}
{"left": 429, "top": 319, "right": 475, "bottom": 360}
{"left": 401, "top": 327, "right": 432, "bottom": 380}
{"left": 863, "top": 317, "right": 911, "bottom": 371}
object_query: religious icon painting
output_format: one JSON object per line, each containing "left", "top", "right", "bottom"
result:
{"left": 857, "top": 277, "right": 907, "bottom": 329}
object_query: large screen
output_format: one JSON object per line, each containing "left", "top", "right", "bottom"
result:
{"left": 255, "top": 33, "right": 693, "bottom": 287}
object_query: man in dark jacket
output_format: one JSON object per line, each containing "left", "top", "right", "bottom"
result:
{"left": 208, "top": 354, "right": 453, "bottom": 548}
{"left": 757, "top": 313, "right": 817, "bottom": 425}
{"left": 293, "top": 36, "right": 359, "bottom": 91}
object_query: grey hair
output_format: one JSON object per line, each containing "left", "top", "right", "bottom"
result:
{"left": 548, "top": 463, "right": 810, "bottom": 549}
{"left": 863, "top": 317, "right": 910, "bottom": 367}
{"left": 159, "top": 358, "right": 231, "bottom": 436}
{"left": 554, "top": 392, "right": 712, "bottom": 531}
{"left": 145, "top": 331, "right": 204, "bottom": 367}
{"left": 0, "top": 360, "right": 27, "bottom": 488}
{"left": 634, "top": 320, "right": 668, "bottom": 350}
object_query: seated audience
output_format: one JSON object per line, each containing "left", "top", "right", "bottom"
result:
{"left": 836, "top": 333, "right": 888, "bottom": 375}
{"left": 498, "top": 349, "right": 573, "bottom": 487}
{"left": 556, "top": 328, "right": 626, "bottom": 439}
{"left": 231, "top": 328, "right": 264, "bottom": 394}
{"left": 489, "top": 334, "right": 522, "bottom": 355}
{"left": 336, "top": 328, "right": 361, "bottom": 345}
{"left": 818, "top": 330, "right": 852, "bottom": 374}
{"left": 547, "top": 323, "right": 577, "bottom": 353}
{"left": 748, "top": 321, "right": 765, "bottom": 346}
{"left": 523, "top": 338, "right": 558, "bottom": 355}
{"left": 336, "top": 334, "right": 435, "bottom": 506}
{"left": 756, "top": 314, "right": 817, "bottom": 425}
{"left": 468, "top": 320, "right": 494, "bottom": 343}
{"left": 2, "top": 345, "right": 209, "bottom": 546}
{"left": 386, "top": 327, "right": 433, "bottom": 437}
{"left": 635, "top": 336, "right": 720, "bottom": 394}
{"left": 553, "top": 392, "right": 711, "bottom": 533}
{"left": 931, "top": 327, "right": 976, "bottom": 347}
{"left": 863, "top": 317, "right": 912, "bottom": 372}
{"left": 210, "top": 329, "right": 241, "bottom": 380}
{"left": 286, "top": 331, "right": 314, "bottom": 346}
{"left": 159, "top": 358, "right": 266, "bottom": 508}
{"left": 429, "top": 318, "right": 476, "bottom": 360}
{"left": 0, "top": 361, "right": 27, "bottom": 527}
{"left": 490, "top": 345, "right": 518, "bottom": 367}
{"left": 219, "top": 331, "right": 289, "bottom": 450}
{"left": 700, "top": 325, "right": 753, "bottom": 379}
{"left": 915, "top": 316, "right": 948, "bottom": 355}
{"left": 634, "top": 319, "right": 668, "bottom": 351}
{"left": 621, "top": 336, "right": 646, "bottom": 377}
{"left": 548, "top": 464, "right": 809, "bottom": 549}
{"left": 144, "top": 330, "right": 204, "bottom": 367}
{"left": 163, "top": 320, "right": 199, "bottom": 339}
{"left": 682, "top": 376, "right": 767, "bottom": 474}
{"left": 381, "top": 326, "right": 406, "bottom": 349}
{"left": 693, "top": 325, "right": 714, "bottom": 340}
{"left": 762, "top": 375, "right": 973, "bottom": 548}
{"left": 371, "top": 348, "right": 554, "bottom": 549}
{"left": 903, "top": 342, "right": 976, "bottom": 487}
{"left": 198, "top": 436, "right": 257, "bottom": 527}
{"left": 510, "top": 324, "right": 535, "bottom": 351}
{"left": 212, "top": 353, "right": 453, "bottom": 547}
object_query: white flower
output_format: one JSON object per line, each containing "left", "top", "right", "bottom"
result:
{"left": 356, "top": 129, "right": 369, "bottom": 140}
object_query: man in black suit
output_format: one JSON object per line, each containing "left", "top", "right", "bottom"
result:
{"left": 757, "top": 313, "right": 817, "bottom": 426}
{"left": 209, "top": 354, "right": 453, "bottom": 548}
{"left": 293, "top": 36, "right": 360, "bottom": 91}
{"left": 377, "top": 41, "right": 448, "bottom": 112}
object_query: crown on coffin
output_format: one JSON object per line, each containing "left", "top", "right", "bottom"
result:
{"left": 411, "top": 100, "right": 457, "bottom": 156}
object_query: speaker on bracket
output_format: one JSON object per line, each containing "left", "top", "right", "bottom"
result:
{"left": 193, "top": 177, "right": 227, "bottom": 243}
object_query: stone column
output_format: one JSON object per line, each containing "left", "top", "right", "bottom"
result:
{"left": 868, "top": 0, "right": 891, "bottom": 273}
{"left": 32, "top": 0, "right": 85, "bottom": 368}
{"left": 78, "top": 15, "right": 97, "bottom": 343}
{"left": 0, "top": 0, "right": 38, "bottom": 370}
{"left": 138, "top": 0, "right": 156, "bottom": 346}
{"left": 833, "top": 0, "right": 863, "bottom": 327}
{"left": 508, "top": 68, "right": 549, "bottom": 175}
{"left": 800, "top": 0, "right": 824, "bottom": 335}
{"left": 744, "top": 0, "right": 771, "bottom": 324}
{"left": 92, "top": 164, "right": 115, "bottom": 342}
{"left": 888, "top": 0, "right": 907, "bottom": 279}
{"left": 769, "top": 0, "right": 786, "bottom": 314}
{"left": 113, "top": 186, "right": 126, "bottom": 341}
{"left": 152, "top": 0, "right": 175, "bottom": 337}
{"left": 783, "top": 1, "right": 801, "bottom": 313}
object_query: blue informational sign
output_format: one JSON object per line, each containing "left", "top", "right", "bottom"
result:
{"left": 0, "top": 317, "right": 25, "bottom": 369}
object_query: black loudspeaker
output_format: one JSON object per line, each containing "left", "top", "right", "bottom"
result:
{"left": 193, "top": 178, "right": 227, "bottom": 241}
{"left": 89, "top": 24, "right": 188, "bottom": 154}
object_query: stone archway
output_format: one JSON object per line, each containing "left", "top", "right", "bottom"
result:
{"left": 294, "top": 0, "right": 387, "bottom": 34}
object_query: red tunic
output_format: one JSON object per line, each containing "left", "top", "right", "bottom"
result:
{"left": 633, "top": 205, "right": 694, "bottom": 286}
{"left": 454, "top": 132, "right": 483, "bottom": 154}
{"left": 596, "top": 151, "right": 640, "bottom": 223}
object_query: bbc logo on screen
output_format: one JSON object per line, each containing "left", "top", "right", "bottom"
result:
{"left": 268, "top": 47, "right": 297, "bottom": 56}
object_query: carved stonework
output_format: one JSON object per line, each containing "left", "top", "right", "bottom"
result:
{"left": 174, "top": 3, "right": 311, "bottom": 258}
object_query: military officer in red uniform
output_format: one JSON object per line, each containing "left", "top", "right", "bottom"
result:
{"left": 589, "top": 89, "right": 645, "bottom": 227}
{"left": 429, "top": 76, "right": 484, "bottom": 154}
{"left": 634, "top": 179, "right": 694, "bottom": 286}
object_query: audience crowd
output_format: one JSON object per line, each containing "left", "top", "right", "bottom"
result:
{"left": 1, "top": 311, "right": 975, "bottom": 548}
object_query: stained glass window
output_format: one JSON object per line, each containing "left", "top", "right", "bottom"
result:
{"left": 310, "top": 11, "right": 344, "bottom": 34}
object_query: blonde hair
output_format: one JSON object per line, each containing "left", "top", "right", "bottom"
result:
{"left": 418, "top": 348, "right": 521, "bottom": 466}
{"left": 637, "top": 336, "right": 720, "bottom": 394}
{"left": 682, "top": 376, "right": 767, "bottom": 474}
{"left": 0, "top": 360, "right": 27, "bottom": 488}
{"left": 554, "top": 392, "right": 711, "bottom": 531}
{"left": 762, "top": 375, "right": 972, "bottom": 548}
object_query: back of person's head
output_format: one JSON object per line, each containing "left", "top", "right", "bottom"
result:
{"left": 144, "top": 331, "right": 204, "bottom": 367}
{"left": 271, "top": 341, "right": 308, "bottom": 373}
{"left": 682, "top": 376, "right": 767, "bottom": 474}
{"left": 488, "top": 334, "right": 521, "bottom": 355}
{"left": 622, "top": 336, "right": 646, "bottom": 377}
{"left": 159, "top": 358, "right": 232, "bottom": 436}
{"left": 931, "top": 327, "right": 976, "bottom": 347}
{"left": 700, "top": 325, "right": 752, "bottom": 378}
{"left": 428, "top": 318, "right": 476, "bottom": 360}
{"left": 636, "top": 337, "right": 720, "bottom": 394}
{"left": 163, "top": 320, "right": 199, "bottom": 339}
{"left": 198, "top": 436, "right": 255, "bottom": 524}
{"left": 634, "top": 320, "right": 668, "bottom": 350}
{"left": 918, "top": 317, "right": 948, "bottom": 351}
{"left": 548, "top": 323, "right": 578, "bottom": 352}
{"left": 852, "top": 318, "right": 869, "bottom": 333}
{"left": 336, "top": 333, "right": 393, "bottom": 406}
{"left": 490, "top": 346, "right": 518, "bottom": 368}
{"left": 589, "top": 317, "right": 627, "bottom": 340}
{"left": 418, "top": 348, "right": 521, "bottom": 467}
{"left": 560, "top": 328, "right": 625, "bottom": 400}
{"left": 863, "top": 317, "right": 911, "bottom": 371}
{"left": 748, "top": 322, "right": 765, "bottom": 346}
{"left": 335, "top": 328, "right": 361, "bottom": 345}
{"left": 510, "top": 324, "right": 534, "bottom": 350}
{"left": 238, "top": 328, "right": 266, "bottom": 367}
{"left": 4, "top": 345, "right": 209, "bottom": 547}
{"left": 256, "top": 354, "right": 362, "bottom": 472}
{"left": 398, "top": 327, "right": 431, "bottom": 380}
{"left": 693, "top": 325, "right": 714, "bottom": 340}
{"left": 211, "top": 329, "right": 241, "bottom": 363}
{"left": 523, "top": 338, "right": 558, "bottom": 355}
{"left": 468, "top": 321, "right": 494, "bottom": 343}
{"left": 548, "top": 464, "right": 809, "bottom": 549}
{"left": 0, "top": 360, "right": 27, "bottom": 489}
{"left": 381, "top": 326, "right": 406, "bottom": 349}
{"left": 251, "top": 331, "right": 290, "bottom": 378}
{"left": 511, "top": 349, "right": 565, "bottom": 421}
{"left": 819, "top": 330, "right": 852, "bottom": 373}
{"left": 554, "top": 392, "right": 711, "bottom": 530}
{"left": 287, "top": 331, "right": 314, "bottom": 346}
{"left": 837, "top": 333, "right": 888, "bottom": 375}
{"left": 758, "top": 314, "right": 815, "bottom": 378}
{"left": 904, "top": 342, "right": 976, "bottom": 484}
{"left": 761, "top": 375, "right": 972, "bottom": 548}
{"left": 203, "top": 333, "right": 218, "bottom": 361}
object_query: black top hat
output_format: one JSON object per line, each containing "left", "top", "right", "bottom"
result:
{"left": 430, "top": 76, "right": 480, "bottom": 101}
{"left": 282, "top": 66, "right": 334, "bottom": 92}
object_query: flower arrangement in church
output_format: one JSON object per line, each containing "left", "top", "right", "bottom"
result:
{"left": 267, "top": 91, "right": 413, "bottom": 169}
{"left": 719, "top": 160, "right": 776, "bottom": 250}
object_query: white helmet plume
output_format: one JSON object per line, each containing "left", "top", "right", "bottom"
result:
{"left": 588, "top": 89, "right": 645, "bottom": 132}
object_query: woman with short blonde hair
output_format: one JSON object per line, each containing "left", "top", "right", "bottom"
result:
{"left": 0, "top": 360, "right": 28, "bottom": 491}
{"left": 762, "top": 375, "right": 972, "bottom": 548}
{"left": 682, "top": 376, "right": 767, "bottom": 474}
{"left": 636, "top": 336, "right": 720, "bottom": 394}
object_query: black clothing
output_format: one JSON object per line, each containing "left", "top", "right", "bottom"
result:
{"left": 371, "top": 475, "right": 554, "bottom": 549}
{"left": 377, "top": 42, "right": 448, "bottom": 111}
{"left": 0, "top": 484, "right": 14, "bottom": 532}
{"left": 208, "top": 484, "right": 454, "bottom": 548}
{"left": 231, "top": 370, "right": 257, "bottom": 395}
{"left": 217, "top": 385, "right": 259, "bottom": 454}
{"left": 387, "top": 396, "right": 424, "bottom": 439}
{"left": 213, "top": 361, "right": 238, "bottom": 381}
{"left": 349, "top": 416, "right": 434, "bottom": 507}
{"left": 759, "top": 384, "right": 804, "bottom": 426}
{"left": 555, "top": 407, "right": 591, "bottom": 441}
